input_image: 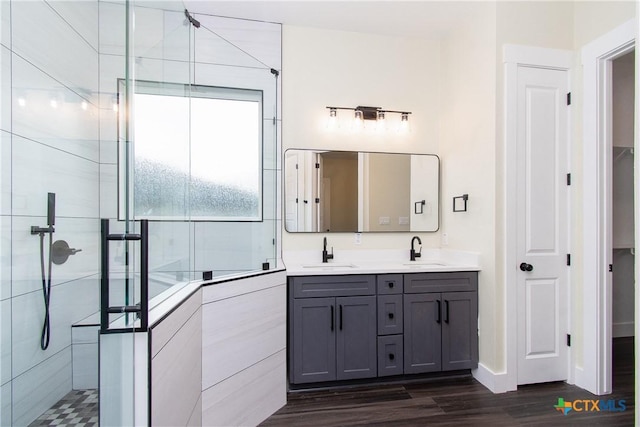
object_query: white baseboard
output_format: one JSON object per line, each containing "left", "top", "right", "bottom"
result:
{"left": 574, "top": 366, "right": 587, "bottom": 389}
{"left": 472, "top": 363, "right": 514, "bottom": 394}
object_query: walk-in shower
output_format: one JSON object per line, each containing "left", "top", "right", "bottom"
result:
{"left": 1, "top": 1, "right": 281, "bottom": 424}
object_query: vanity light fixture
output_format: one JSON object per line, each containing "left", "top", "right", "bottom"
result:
{"left": 326, "top": 106, "right": 411, "bottom": 132}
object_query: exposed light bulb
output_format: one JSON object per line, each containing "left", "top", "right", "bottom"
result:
{"left": 81, "top": 101, "right": 88, "bottom": 111}
{"left": 50, "top": 99, "right": 58, "bottom": 109}
{"left": 376, "top": 111, "right": 386, "bottom": 132}
{"left": 353, "top": 109, "right": 364, "bottom": 131}
{"left": 326, "top": 107, "right": 338, "bottom": 130}
{"left": 399, "top": 112, "right": 410, "bottom": 134}
{"left": 17, "top": 97, "right": 26, "bottom": 108}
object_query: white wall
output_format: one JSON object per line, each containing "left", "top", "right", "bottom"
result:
{"left": 282, "top": 25, "right": 441, "bottom": 254}
{"left": 439, "top": 2, "right": 498, "bottom": 373}
{"left": 0, "top": 1, "right": 101, "bottom": 424}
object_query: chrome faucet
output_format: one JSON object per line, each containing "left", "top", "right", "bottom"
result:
{"left": 410, "top": 236, "right": 422, "bottom": 261}
{"left": 322, "top": 237, "right": 334, "bottom": 263}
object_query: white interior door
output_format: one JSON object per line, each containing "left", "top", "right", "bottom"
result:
{"left": 516, "top": 65, "right": 570, "bottom": 385}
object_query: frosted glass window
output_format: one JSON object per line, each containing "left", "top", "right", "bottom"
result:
{"left": 120, "top": 82, "right": 263, "bottom": 221}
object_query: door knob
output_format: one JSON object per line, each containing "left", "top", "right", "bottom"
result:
{"left": 519, "top": 262, "right": 533, "bottom": 272}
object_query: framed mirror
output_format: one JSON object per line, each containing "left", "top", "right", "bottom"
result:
{"left": 284, "top": 149, "right": 439, "bottom": 232}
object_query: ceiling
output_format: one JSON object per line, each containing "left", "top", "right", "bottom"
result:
{"left": 182, "top": 1, "right": 487, "bottom": 39}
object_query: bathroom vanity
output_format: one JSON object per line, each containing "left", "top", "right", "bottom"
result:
{"left": 285, "top": 250, "right": 480, "bottom": 387}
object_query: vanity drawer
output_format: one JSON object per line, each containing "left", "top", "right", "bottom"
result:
{"left": 377, "top": 274, "right": 403, "bottom": 294}
{"left": 291, "top": 275, "right": 376, "bottom": 298}
{"left": 377, "top": 294, "right": 403, "bottom": 335}
{"left": 404, "top": 272, "right": 478, "bottom": 293}
{"left": 378, "top": 335, "right": 403, "bottom": 377}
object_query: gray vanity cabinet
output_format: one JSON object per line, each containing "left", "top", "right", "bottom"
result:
{"left": 290, "top": 275, "right": 377, "bottom": 384}
{"left": 289, "top": 271, "right": 478, "bottom": 386}
{"left": 404, "top": 272, "right": 478, "bottom": 374}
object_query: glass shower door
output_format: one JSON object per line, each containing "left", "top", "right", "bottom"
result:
{"left": 99, "top": 2, "right": 194, "bottom": 425}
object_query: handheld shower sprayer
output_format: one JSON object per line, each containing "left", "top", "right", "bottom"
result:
{"left": 30, "top": 193, "right": 56, "bottom": 350}
{"left": 30, "top": 192, "right": 55, "bottom": 235}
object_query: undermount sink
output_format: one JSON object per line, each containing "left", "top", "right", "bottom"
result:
{"left": 302, "top": 263, "right": 357, "bottom": 269}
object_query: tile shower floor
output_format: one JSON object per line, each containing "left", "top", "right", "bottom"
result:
{"left": 28, "top": 389, "right": 98, "bottom": 427}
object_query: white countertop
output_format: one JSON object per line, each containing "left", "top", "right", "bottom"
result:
{"left": 283, "top": 249, "right": 481, "bottom": 276}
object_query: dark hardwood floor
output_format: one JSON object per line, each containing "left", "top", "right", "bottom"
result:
{"left": 262, "top": 337, "right": 635, "bottom": 426}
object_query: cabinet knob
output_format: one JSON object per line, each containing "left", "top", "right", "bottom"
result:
{"left": 389, "top": 353, "right": 395, "bottom": 361}
{"left": 388, "top": 312, "right": 394, "bottom": 319}
{"left": 388, "top": 282, "right": 394, "bottom": 288}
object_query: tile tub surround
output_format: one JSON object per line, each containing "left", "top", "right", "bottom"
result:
{"left": 283, "top": 249, "right": 481, "bottom": 275}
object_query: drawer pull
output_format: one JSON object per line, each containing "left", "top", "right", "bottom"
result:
{"left": 388, "top": 281, "right": 394, "bottom": 288}
{"left": 388, "top": 312, "right": 394, "bottom": 320}
{"left": 389, "top": 353, "right": 395, "bottom": 361}
{"left": 445, "top": 300, "right": 450, "bottom": 324}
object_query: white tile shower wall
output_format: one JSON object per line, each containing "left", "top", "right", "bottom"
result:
{"left": 12, "top": 347, "right": 72, "bottom": 426}
{"left": 99, "top": 163, "right": 117, "bottom": 219}
{"left": 1, "top": 46, "right": 10, "bottom": 135}
{"left": 47, "top": 2, "right": 100, "bottom": 51}
{"left": 4, "top": 1, "right": 100, "bottom": 424}
{"left": 11, "top": 1, "right": 99, "bottom": 96}
{"left": 72, "top": 340, "right": 99, "bottom": 390}
{"left": 0, "top": 1, "right": 9, "bottom": 48}
{"left": 11, "top": 217, "right": 99, "bottom": 296}
{"left": 0, "top": 131, "right": 10, "bottom": 217}
{"left": 11, "top": 277, "right": 99, "bottom": 378}
{"left": 1, "top": 299, "right": 10, "bottom": 386}
{"left": 11, "top": 54, "right": 100, "bottom": 162}
{"left": 11, "top": 135, "right": 99, "bottom": 219}
{"left": 1, "top": 382, "right": 11, "bottom": 426}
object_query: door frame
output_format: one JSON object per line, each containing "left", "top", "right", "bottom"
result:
{"left": 504, "top": 45, "right": 573, "bottom": 392}
{"left": 580, "top": 19, "right": 635, "bottom": 396}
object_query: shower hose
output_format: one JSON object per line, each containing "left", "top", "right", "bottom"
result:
{"left": 38, "top": 231, "right": 53, "bottom": 350}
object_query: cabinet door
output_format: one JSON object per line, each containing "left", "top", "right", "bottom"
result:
{"left": 336, "top": 296, "right": 377, "bottom": 380}
{"left": 441, "top": 291, "right": 478, "bottom": 371}
{"left": 404, "top": 293, "right": 442, "bottom": 373}
{"left": 292, "top": 297, "right": 336, "bottom": 383}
